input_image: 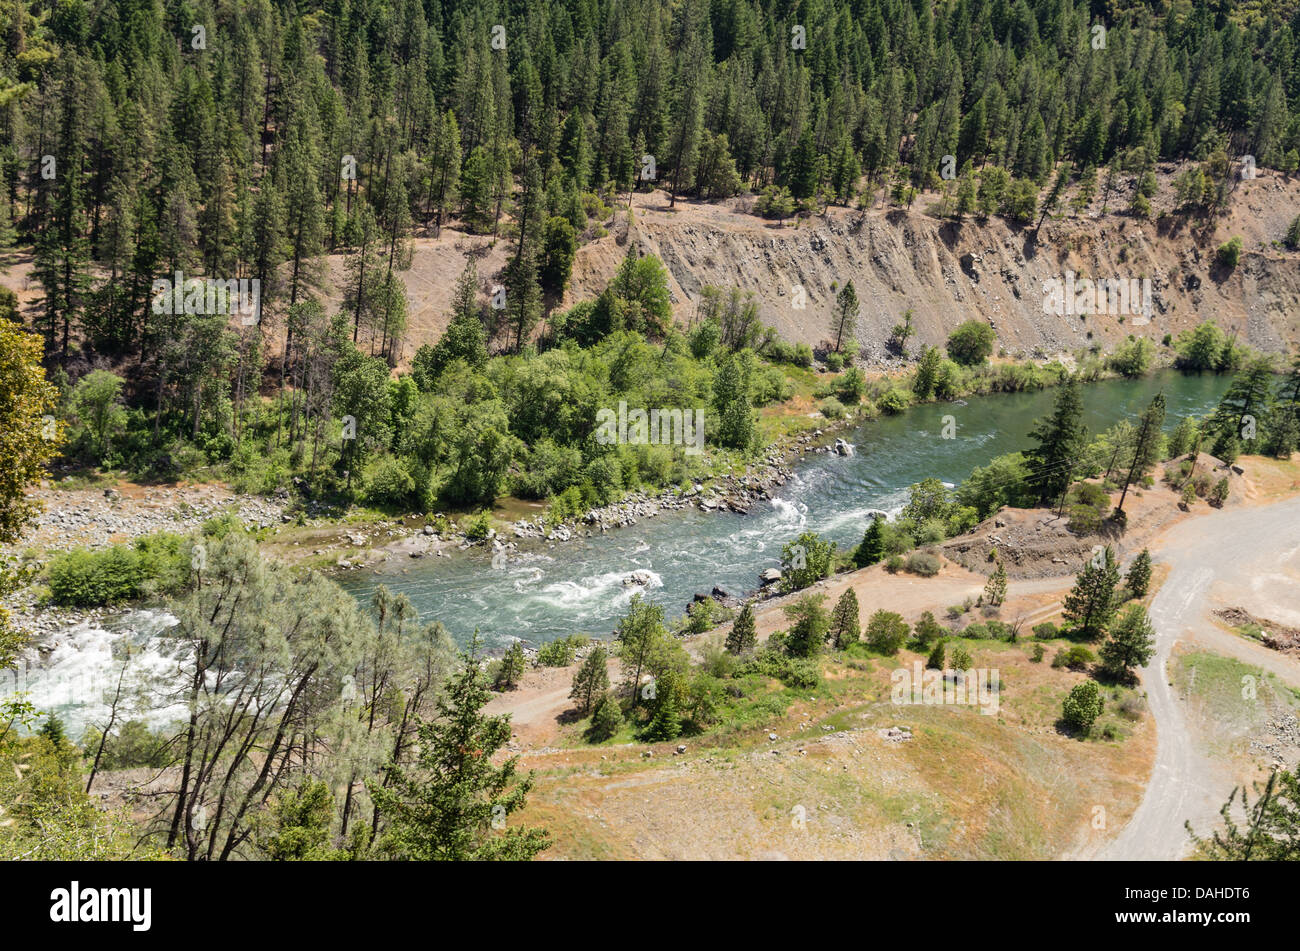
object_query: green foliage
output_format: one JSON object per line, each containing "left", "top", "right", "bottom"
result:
{"left": 1100, "top": 605, "right": 1156, "bottom": 681}
{"left": 852, "top": 516, "right": 886, "bottom": 568}
{"left": 983, "top": 560, "right": 1008, "bottom": 606}
{"left": 1025, "top": 379, "right": 1088, "bottom": 506}
{"left": 865, "top": 609, "right": 909, "bottom": 655}
{"left": 726, "top": 603, "right": 757, "bottom": 655}
{"left": 258, "top": 780, "right": 347, "bottom": 861}
{"left": 1063, "top": 545, "right": 1122, "bottom": 640}
{"left": 782, "top": 593, "right": 830, "bottom": 658}
{"left": 0, "top": 730, "right": 141, "bottom": 860}
{"left": 829, "top": 588, "right": 861, "bottom": 650}
{"left": 946, "top": 321, "right": 997, "bottom": 366}
{"left": 911, "top": 611, "right": 945, "bottom": 650}
{"left": 569, "top": 645, "right": 611, "bottom": 714}
{"left": 373, "top": 635, "right": 549, "bottom": 861}
{"left": 1108, "top": 338, "right": 1154, "bottom": 378}
{"left": 1062, "top": 680, "right": 1104, "bottom": 735}
{"left": 1126, "top": 550, "right": 1152, "bottom": 598}
{"left": 586, "top": 692, "right": 624, "bottom": 742}
{"left": 80, "top": 720, "right": 170, "bottom": 771}
{"left": 1032, "top": 621, "right": 1059, "bottom": 639}
{"left": 1216, "top": 236, "right": 1243, "bottom": 270}
{"left": 925, "top": 639, "right": 946, "bottom": 671}
{"left": 949, "top": 644, "right": 974, "bottom": 670}
{"left": 45, "top": 533, "right": 191, "bottom": 607}
{"left": 956, "top": 452, "right": 1034, "bottom": 518}
{"left": 494, "top": 642, "right": 526, "bottom": 690}
{"left": 780, "top": 531, "right": 836, "bottom": 593}
{"left": 1191, "top": 767, "right": 1300, "bottom": 860}
{"left": 1053, "top": 645, "right": 1097, "bottom": 671}
{"left": 538, "top": 635, "right": 588, "bottom": 667}
{"left": 1174, "top": 321, "right": 1235, "bottom": 372}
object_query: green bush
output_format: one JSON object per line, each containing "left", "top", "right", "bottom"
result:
{"left": 46, "top": 534, "right": 190, "bottom": 607}
{"left": 1032, "top": 621, "right": 1059, "bottom": 639}
{"left": 1216, "top": 236, "right": 1243, "bottom": 270}
{"left": 818, "top": 397, "right": 846, "bottom": 420}
{"left": 741, "top": 647, "right": 822, "bottom": 689}
{"left": 361, "top": 455, "right": 417, "bottom": 508}
{"left": 1062, "top": 680, "right": 1104, "bottom": 734}
{"left": 1052, "top": 645, "right": 1096, "bottom": 671}
{"left": 904, "top": 551, "right": 942, "bottom": 576}
{"left": 946, "top": 320, "right": 997, "bottom": 366}
{"left": 877, "top": 388, "right": 911, "bottom": 414}
{"left": 536, "top": 635, "right": 588, "bottom": 667}
{"left": 80, "top": 719, "right": 171, "bottom": 769}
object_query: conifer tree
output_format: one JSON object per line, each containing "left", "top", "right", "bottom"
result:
{"left": 1126, "top": 550, "right": 1153, "bottom": 598}
{"left": 1100, "top": 605, "right": 1156, "bottom": 681}
{"left": 725, "top": 603, "right": 757, "bottom": 655}
{"left": 853, "top": 516, "right": 885, "bottom": 568}
{"left": 1025, "top": 379, "right": 1088, "bottom": 506}
{"left": 830, "top": 280, "right": 859, "bottom": 353}
{"left": 586, "top": 692, "right": 623, "bottom": 742}
{"left": 569, "top": 645, "right": 610, "bottom": 715}
{"left": 926, "top": 639, "right": 947, "bottom": 671}
{"left": 830, "top": 588, "right": 861, "bottom": 650}
{"left": 1063, "top": 546, "right": 1121, "bottom": 640}
{"left": 984, "top": 560, "right": 1008, "bottom": 607}
{"left": 371, "top": 635, "right": 549, "bottom": 861}
{"left": 642, "top": 667, "right": 682, "bottom": 741}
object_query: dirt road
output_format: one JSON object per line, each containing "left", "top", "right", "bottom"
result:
{"left": 1100, "top": 496, "right": 1300, "bottom": 860}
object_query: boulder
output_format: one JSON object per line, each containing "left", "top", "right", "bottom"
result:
{"left": 760, "top": 567, "right": 782, "bottom": 585}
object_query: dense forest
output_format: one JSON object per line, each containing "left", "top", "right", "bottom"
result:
{"left": 2, "top": 0, "right": 1299, "bottom": 510}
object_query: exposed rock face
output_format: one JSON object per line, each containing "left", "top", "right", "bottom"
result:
{"left": 561, "top": 177, "right": 1300, "bottom": 365}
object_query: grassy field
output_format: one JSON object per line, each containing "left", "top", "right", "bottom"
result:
{"left": 512, "top": 635, "right": 1154, "bottom": 860}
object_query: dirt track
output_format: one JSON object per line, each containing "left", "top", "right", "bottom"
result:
{"left": 1099, "top": 495, "right": 1300, "bottom": 860}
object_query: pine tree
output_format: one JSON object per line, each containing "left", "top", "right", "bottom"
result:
{"left": 1063, "top": 546, "right": 1121, "bottom": 640}
{"left": 911, "top": 612, "right": 945, "bottom": 651}
{"left": 1126, "top": 550, "right": 1153, "bottom": 598}
{"left": 783, "top": 594, "right": 829, "bottom": 658}
{"left": 642, "top": 667, "right": 682, "bottom": 741}
{"left": 586, "top": 692, "right": 623, "bottom": 742}
{"left": 371, "top": 635, "right": 549, "bottom": 861}
{"left": 853, "top": 516, "right": 886, "bottom": 568}
{"left": 725, "top": 603, "right": 757, "bottom": 655}
{"left": 495, "top": 642, "right": 525, "bottom": 690}
{"left": 829, "top": 589, "right": 861, "bottom": 650}
{"left": 1100, "top": 605, "right": 1156, "bottom": 681}
{"left": 1116, "top": 393, "right": 1166, "bottom": 517}
{"left": 569, "top": 645, "right": 610, "bottom": 715}
{"left": 1026, "top": 379, "right": 1088, "bottom": 506}
{"left": 1209, "top": 357, "right": 1276, "bottom": 454}
{"left": 830, "top": 281, "right": 859, "bottom": 353}
{"left": 984, "top": 560, "right": 1008, "bottom": 607}
{"left": 925, "top": 639, "right": 947, "bottom": 671}
{"left": 459, "top": 146, "right": 495, "bottom": 233}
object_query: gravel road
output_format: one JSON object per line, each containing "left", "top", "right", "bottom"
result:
{"left": 1101, "top": 496, "right": 1300, "bottom": 860}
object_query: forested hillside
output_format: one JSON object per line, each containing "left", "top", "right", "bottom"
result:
{"left": 2, "top": 0, "right": 1298, "bottom": 506}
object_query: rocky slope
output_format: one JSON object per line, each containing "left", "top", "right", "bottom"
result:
{"left": 566, "top": 166, "right": 1300, "bottom": 364}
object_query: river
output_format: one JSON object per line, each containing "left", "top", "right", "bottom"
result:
{"left": 4, "top": 370, "right": 1231, "bottom": 736}
{"left": 336, "top": 370, "right": 1231, "bottom": 649}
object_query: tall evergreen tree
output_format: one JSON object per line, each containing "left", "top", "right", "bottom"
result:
{"left": 1025, "top": 379, "right": 1088, "bottom": 507}
{"left": 1063, "top": 545, "right": 1121, "bottom": 640}
{"left": 371, "top": 635, "right": 549, "bottom": 861}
